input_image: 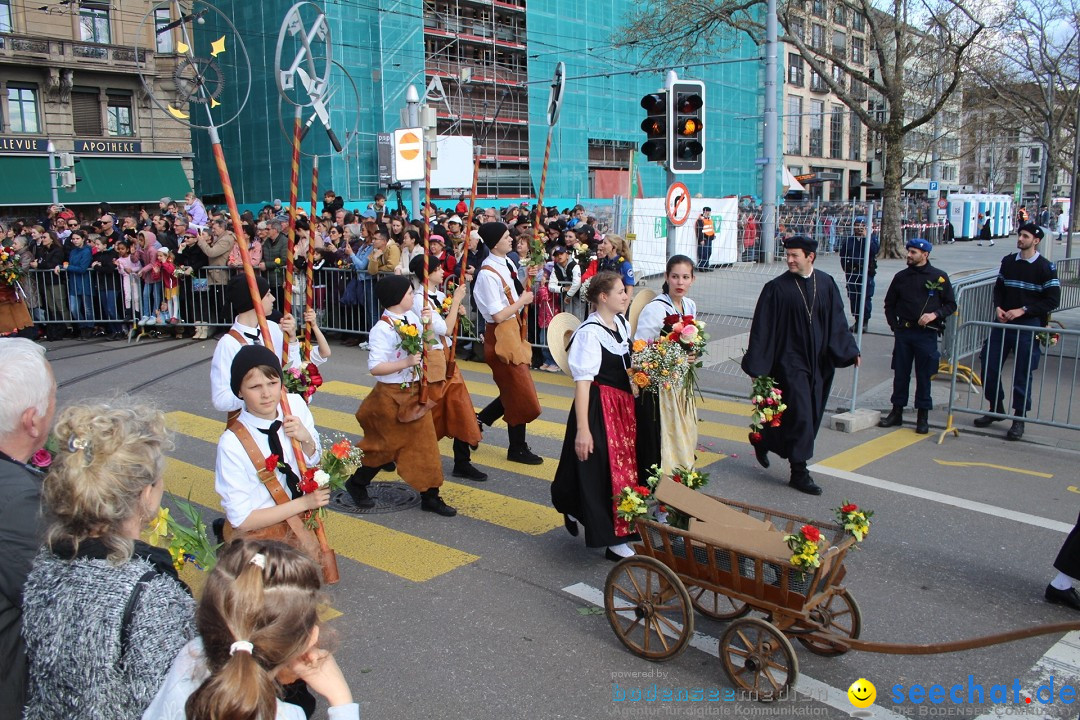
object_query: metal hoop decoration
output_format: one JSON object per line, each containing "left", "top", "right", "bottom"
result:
{"left": 275, "top": 59, "right": 360, "bottom": 158}
{"left": 134, "top": 0, "right": 252, "bottom": 131}
{"left": 274, "top": 2, "right": 333, "bottom": 109}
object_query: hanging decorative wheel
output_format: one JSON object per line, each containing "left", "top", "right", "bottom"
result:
{"left": 686, "top": 584, "right": 751, "bottom": 621}
{"left": 796, "top": 588, "right": 862, "bottom": 656}
{"left": 604, "top": 556, "right": 693, "bottom": 662}
{"left": 173, "top": 57, "right": 225, "bottom": 104}
{"left": 719, "top": 617, "right": 798, "bottom": 702}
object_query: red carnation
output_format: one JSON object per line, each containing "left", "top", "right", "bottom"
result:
{"left": 672, "top": 473, "right": 683, "bottom": 484}
{"left": 664, "top": 313, "right": 681, "bottom": 326}
{"left": 264, "top": 454, "right": 280, "bottom": 473}
{"left": 635, "top": 486, "right": 651, "bottom": 497}
{"left": 801, "top": 524, "right": 822, "bottom": 543}
{"left": 668, "top": 332, "right": 681, "bottom": 343}
{"left": 298, "top": 467, "right": 318, "bottom": 494}
{"left": 307, "top": 363, "right": 323, "bottom": 387}
{"left": 748, "top": 431, "right": 763, "bottom": 444}
{"left": 841, "top": 503, "right": 858, "bottom": 514}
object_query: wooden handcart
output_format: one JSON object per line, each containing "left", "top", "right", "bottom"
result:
{"left": 604, "top": 498, "right": 1080, "bottom": 702}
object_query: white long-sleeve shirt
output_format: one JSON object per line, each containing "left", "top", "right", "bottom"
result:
{"left": 634, "top": 294, "right": 698, "bottom": 342}
{"left": 413, "top": 287, "right": 450, "bottom": 348}
{"left": 368, "top": 309, "right": 438, "bottom": 385}
{"left": 473, "top": 255, "right": 519, "bottom": 323}
{"left": 210, "top": 320, "right": 326, "bottom": 412}
{"left": 214, "top": 396, "right": 320, "bottom": 528}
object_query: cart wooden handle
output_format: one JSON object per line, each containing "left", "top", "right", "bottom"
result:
{"left": 816, "top": 620, "right": 1080, "bottom": 655}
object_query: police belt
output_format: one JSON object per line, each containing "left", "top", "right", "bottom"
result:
{"left": 899, "top": 319, "right": 942, "bottom": 331}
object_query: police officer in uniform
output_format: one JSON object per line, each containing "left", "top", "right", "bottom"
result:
{"left": 879, "top": 238, "right": 956, "bottom": 434}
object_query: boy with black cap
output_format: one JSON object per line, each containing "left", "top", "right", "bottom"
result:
{"left": 741, "top": 235, "right": 861, "bottom": 495}
{"left": 346, "top": 275, "right": 457, "bottom": 516}
{"left": 210, "top": 274, "right": 298, "bottom": 414}
{"left": 473, "top": 222, "right": 543, "bottom": 464}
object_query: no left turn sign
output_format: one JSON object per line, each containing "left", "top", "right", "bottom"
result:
{"left": 666, "top": 182, "right": 690, "bottom": 226}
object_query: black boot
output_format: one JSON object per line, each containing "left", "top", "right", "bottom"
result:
{"left": 753, "top": 442, "right": 770, "bottom": 468}
{"left": 507, "top": 424, "right": 543, "bottom": 465}
{"left": 420, "top": 488, "right": 457, "bottom": 516}
{"left": 345, "top": 466, "right": 378, "bottom": 509}
{"left": 452, "top": 439, "right": 488, "bottom": 481}
{"left": 1006, "top": 420, "right": 1025, "bottom": 441}
{"left": 879, "top": 406, "right": 904, "bottom": 428}
{"left": 915, "top": 409, "right": 929, "bottom": 434}
{"left": 788, "top": 461, "right": 823, "bottom": 495}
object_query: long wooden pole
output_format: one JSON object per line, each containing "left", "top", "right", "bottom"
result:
{"left": 418, "top": 146, "right": 432, "bottom": 404}
{"left": 304, "top": 155, "right": 318, "bottom": 359}
{"left": 521, "top": 125, "right": 554, "bottom": 340}
{"left": 283, "top": 105, "right": 302, "bottom": 369}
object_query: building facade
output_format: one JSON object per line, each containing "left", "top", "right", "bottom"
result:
{"left": 781, "top": 0, "right": 869, "bottom": 202}
{"left": 190, "top": 0, "right": 765, "bottom": 207}
{"left": 0, "top": 0, "right": 193, "bottom": 210}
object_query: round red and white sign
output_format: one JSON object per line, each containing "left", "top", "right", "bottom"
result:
{"left": 666, "top": 182, "right": 691, "bottom": 226}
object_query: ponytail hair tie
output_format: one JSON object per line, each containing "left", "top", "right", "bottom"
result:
{"left": 249, "top": 553, "right": 266, "bottom": 569}
{"left": 230, "top": 640, "right": 254, "bottom": 656}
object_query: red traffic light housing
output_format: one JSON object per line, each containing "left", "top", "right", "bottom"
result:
{"left": 640, "top": 92, "right": 668, "bottom": 163}
{"left": 668, "top": 81, "right": 705, "bottom": 174}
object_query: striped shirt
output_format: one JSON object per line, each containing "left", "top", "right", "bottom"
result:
{"left": 992, "top": 251, "right": 1060, "bottom": 323}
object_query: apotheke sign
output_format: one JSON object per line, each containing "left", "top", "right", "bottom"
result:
{"left": 75, "top": 139, "right": 142, "bottom": 154}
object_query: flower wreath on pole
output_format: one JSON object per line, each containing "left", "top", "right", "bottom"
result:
{"left": 748, "top": 375, "right": 787, "bottom": 446}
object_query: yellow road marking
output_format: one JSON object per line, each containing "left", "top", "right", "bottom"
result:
{"left": 163, "top": 419, "right": 478, "bottom": 583}
{"left": 933, "top": 459, "right": 1053, "bottom": 479}
{"left": 816, "top": 429, "right": 929, "bottom": 472}
{"left": 1068, "top": 486, "right": 1080, "bottom": 494}
{"left": 167, "top": 410, "right": 562, "bottom": 534}
{"left": 319, "top": 381, "right": 726, "bottom": 468}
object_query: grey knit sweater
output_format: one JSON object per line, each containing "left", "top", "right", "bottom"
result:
{"left": 20, "top": 540, "right": 195, "bottom": 720}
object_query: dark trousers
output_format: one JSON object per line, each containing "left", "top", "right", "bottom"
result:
{"left": 477, "top": 398, "right": 526, "bottom": 449}
{"left": 889, "top": 327, "right": 940, "bottom": 409}
{"left": 844, "top": 268, "right": 875, "bottom": 318}
{"left": 697, "top": 237, "right": 713, "bottom": 269}
{"left": 979, "top": 317, "right": 1042, "bottom": 416}
{"left": 1055, "top": 508, "right": 1080, "bottom": 578}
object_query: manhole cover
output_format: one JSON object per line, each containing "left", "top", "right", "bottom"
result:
{"left": 330, "top": 482, "right": 420, "bottom": 515}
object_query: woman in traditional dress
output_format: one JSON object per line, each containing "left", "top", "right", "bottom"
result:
{"left": 634, "top": 254, "right": 698, "bottom": 479}
{"left": 552, "top": 271, "right": 638, "bottom": 561}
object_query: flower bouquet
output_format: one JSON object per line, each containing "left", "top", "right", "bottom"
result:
{"left": 1037, "top": 331, "right": 1061, "bottom": 348}
{"left": 834, "top": 501, "right": 873, "bottom": 543}
{"left": 643, "top": 463, "right": 710, "bottom": 530}
{"left": 440, "top": 283, "right": 474, "bottom": 336}
{"left": 283, "top": 362, "right": 324, "bottom": 403}
{"left": 299, "top": 436, "right": 364, "bottom": 528}
{"left": 782, "top": 523, "right": 823, "bottom": 575}
{"left": 391, "top": 318, "right": 434, "bottom": 386}
{"left": 148, "top": 497, "right": 221, "bottom": 573}
{"left": 748, "top": 376, "right": 787, "bottom": 446}
{"left": 628, "top": 337, "right": 690, "bottom": 397}
{"left": 614, "top": 484, "right": 653, "bottom": 523}
{"left": 662, "top": 313, "right": 708, "bottom": 400}
{"left": 0, "top": 245, "right": 26, "bottom": 288}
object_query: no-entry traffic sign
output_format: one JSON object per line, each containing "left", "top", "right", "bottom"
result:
{"left": 666, "top": 182, "right": 690, "bottom": 226}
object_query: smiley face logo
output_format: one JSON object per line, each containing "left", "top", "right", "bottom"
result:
{"left": 848, "top": 678, "right": 877, "bottom": 708}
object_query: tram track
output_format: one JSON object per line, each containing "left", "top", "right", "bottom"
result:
{"left": 55, "top": 339, "right": 207, "bottom": 390}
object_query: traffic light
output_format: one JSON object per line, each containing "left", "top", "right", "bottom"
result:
{"left": 639, "top": 92, "right": 668, "bottom": 163}
{"left": 669, "top": 80, "right": 705, "bottom": 174}
{"left": 57, "top": 153, "right": 81, "bottom": 191}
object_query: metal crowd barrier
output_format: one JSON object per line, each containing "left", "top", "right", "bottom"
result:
{"left": 936, "top": 269, "right": 999, "bottom": 385}
{"left": 939, "top": 320, "right": 1080, "bottom": 442}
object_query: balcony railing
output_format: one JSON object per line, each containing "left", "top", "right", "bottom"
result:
{"left": 0, "top": 33, "right": 153, "bottom": 71}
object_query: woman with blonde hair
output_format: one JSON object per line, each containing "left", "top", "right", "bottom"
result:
{"left": 145, "top": 539, "right": 357, "bottom": 720}
{"left": 21, "top": 399, "right": 195, "bottom": 720}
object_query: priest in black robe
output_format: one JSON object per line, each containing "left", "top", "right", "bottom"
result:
{"left": 741, "top": 235, "right": 860, "bottom": 495}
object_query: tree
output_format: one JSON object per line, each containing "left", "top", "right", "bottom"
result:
{"left": 968, "top": 0, "right": 1080, "bottom": 211}
{"left": 620, "top": 0, "right": 991, "bottom": 257}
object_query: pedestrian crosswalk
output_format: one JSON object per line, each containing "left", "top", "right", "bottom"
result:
{"left": 163, "top": 365, "right": 755, "bottom": 585}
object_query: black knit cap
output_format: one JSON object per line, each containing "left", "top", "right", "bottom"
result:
{"left": 227, "top": 273, "right": 271, "bottom": 314}
{"left": 1018, "top": 222, "right": 1045, "bottom": 240}
{"left": 783, "top": 235, "right": 818, "bottom": 254}
{"left": 478, "top": 222, "right": 508, "bottom": 249}
{"left": 376, "top": 275, "right": 412, "bottom": 309}
{"left": 409, "top": 253, "right": 441, "bottom": 278}
{"left": 230, "top": 344, "right": 281, "bottom": 397}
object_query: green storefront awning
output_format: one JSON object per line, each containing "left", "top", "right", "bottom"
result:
{"left": 0, "top": 155, "right": 190, "bottom": 206}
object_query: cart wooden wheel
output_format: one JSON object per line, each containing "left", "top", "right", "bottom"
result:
{"left": 719, "top": 617, "right": 798, "bottom": 702}
{"left": 796, "top": 588, "right": 862, "bottom": 656}
{"left": 604, "top": 556, "right": 694, "bottom": 662}
{"left": 687, "top": 584, "right": 751, "bottom": 621}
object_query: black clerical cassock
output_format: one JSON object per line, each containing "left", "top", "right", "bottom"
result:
{"left": 741, "top": 269, "right": 860, "bottom": 464}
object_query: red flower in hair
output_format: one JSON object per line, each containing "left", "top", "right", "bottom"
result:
{"left": 264, "top": 454, "right": 280, "bottom": 473}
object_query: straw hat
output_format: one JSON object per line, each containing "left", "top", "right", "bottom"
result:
{"left": 547, "top": 312, "right": 582, "bottom": 377}
{"left": 627, "top": 288, "right": 656, "bottom": 338}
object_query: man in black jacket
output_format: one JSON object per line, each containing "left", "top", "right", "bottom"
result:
{"left": 0, "top": 339, "right": 55, "bottom": 720}
{"left": 974, "top": 223, "right": 1060, "bottom": 439}
{"left": 879, "top": 238, "right": 956, "bottom": 433}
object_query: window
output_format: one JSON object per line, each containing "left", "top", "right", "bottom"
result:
{"left": 851, "top": 37, "right": 864, "bottom": 64}
{"left": 80, "top": 2, "right": 110, "bottom": 44}
{"left": 788, "top": 53, "right": 804, "bottom": 86}
{"left": 942, "top": 166, "right": 956, "bottom": 182}
{"left": 809, "top": 99, "right": 824, "bottom": 156}
{"left": 1028, "top": 146, "right": 1040, "bottom": 163}
{"left": 833, "top": 5, "right": 846, "bottom": 24}
{"left": 849, "top": 109, "right": 861, "bottom": 160}
{"left": 788, "top": 17, "right": 804, "bottom": 42}
{"left": 812, "top": 0, "right": 825, "bottom": 18}
{"left": 7, "top": 85, "right": 39, "bottom": 133}
{"left": 849, "top": 169, "right": 862, "bottom": 198}
{"left": 107, "top": 93, "right": 133, "bottom": 136}
{"left": 832, "top": 31, "right": 846, "bottom": 58}
{"left": 786, "top": 95, "right": 803, "bottom": 155}
{"left": 811, "top": 23, "right": 825, "bottom": 50}
{"left": 830, "top": 104, "right": 844, "bottom": 159}
{"left": 0, "top": 0, "right": 11, "bottom": 33}
{"left": 154, "top": 8, "right": 174, "bottom": 53}
{"left": 832, "top": 65, "right": 846, "bottom": 89}
{"left": 72, "top": 90, "right": 103, "bottom": 135}
{"left": 810, "top": 70, "right": 827, "bottom": 92}
{"left": 852, "top": 12, "right": 865, "bottom": 31}
{"left": 1028, "top": 168, "right": 1040, "bottom": 183}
